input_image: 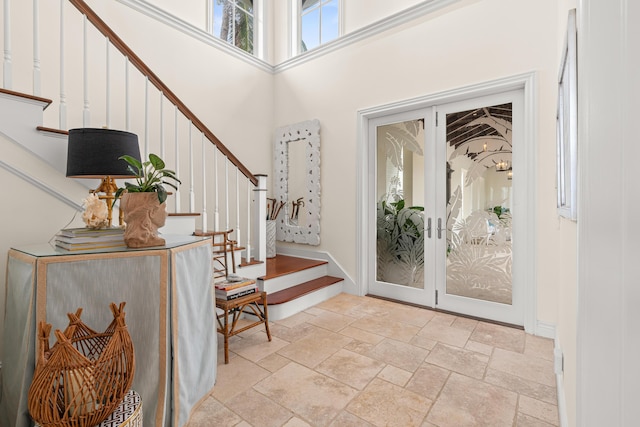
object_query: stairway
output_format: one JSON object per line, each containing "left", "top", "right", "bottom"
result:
{"left": 257, "top": 255, "right": 344, "bottom": 320}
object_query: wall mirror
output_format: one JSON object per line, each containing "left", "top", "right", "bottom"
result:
{"left": 274, "top": 119, "right": 321, "bottom": 245}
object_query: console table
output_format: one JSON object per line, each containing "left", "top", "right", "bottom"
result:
{"left": 0, "top": 236, "right": 216, "bottom": 427}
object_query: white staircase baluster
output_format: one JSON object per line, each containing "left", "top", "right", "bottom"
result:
{"left": 144, "top": 77, "right": 149, "bottom": 156}
{"left": 214, "top": 146, "right": 219, "bottom": 231}
{"left": 189, "top": 122, "right": 195, "bottom": 213}
{"left": 245, "top": 176, "right": 252, "bottom": 263}
{"left": 82, "top": 15, "right": 89, "bottom": 126}
{"left": 225, "top": 156, "right": 229, "bottom": 231}
{"left": 3, "top": 0, "right": 12, "bottom": 89}
{"left": 235, "top": 168, "right": 241, "bottom": 249}
{"left": 201, "top": 132, "right": 207, "bottom": 232}
{"left": 33, "top": 0, "right": 41, "bottom": 95}
{"left": 105, "top": 37, "right": 110, "bottom": 128}
{"left": 125, "top": 57, "right": 130, "bottom": 131}
{"left": 174, "top": 105, "right": 180, "bottom": 213}
{"left": 159, "top": 92, "right": 164, "bottom": 159}
{"left": 59, "top": 0, "right": 66, "bottom": 128}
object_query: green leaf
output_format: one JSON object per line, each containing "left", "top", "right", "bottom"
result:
{"left": 149, "top": 153, "right": 165, "bottom": 170}
{"left": 157, "top": 186, "right": 167, "bottom": 204}
{"left": 119, "top": 155, "right": 143, "bottom": 172}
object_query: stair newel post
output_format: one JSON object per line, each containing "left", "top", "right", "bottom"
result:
{"left": 253, "top": 174, "right": 268, "bottom": 262}
{"left": 201, "top": 132, "right": 208, "bottom": 232}
{"left": 33, "top": 0, "right": 41, "bottom": 96}
{"left": 3, "top": 0, "right": 12, "bottom": 89}
{"left": 59, "top": 0, "right": 66, "bottom": 128}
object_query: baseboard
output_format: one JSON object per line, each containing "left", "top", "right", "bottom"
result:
{"left": 535, "top": 320, "right": 556, "bottom": 339}
{"left": 555, "top": 336, "right": 569, "bottom": 427}
{"left": 274, "top": 246, "right": 357, "bottom": 294}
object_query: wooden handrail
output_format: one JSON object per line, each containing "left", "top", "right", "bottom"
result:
{"left": 67, "top": 0, "right": 258, "bottom": 186}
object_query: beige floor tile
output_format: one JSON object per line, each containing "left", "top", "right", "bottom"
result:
{"left": 211, "top": 356, "right": 271, "bottom": 403}
{"left": 306, "top": 309, "right": 357, "bottom": 332}
{"left": 344, "top": 339, "right": 376, "bottom": 355}
{"left": 489, "top": 348, "right": 555, "bottom": 387}
{"left": 187, "top": 395, "right": 243, "bottom": 426}
{"left": 275, "top": 311, "right": 316, "bottom": 328}
{"left": 377, "top": 365, "right": 413, "bottom": 387}
{"left": 381, "top": 304, "right": 435, "bottom": 328}
{"left": 230, "top": 332, "right": 289, "bottom": 363}
{"left": 485, "top": 368, "right": 557, "bottom": 404}
{"left": 427, "top": 372, "right": 517, "bottom": 427}
{"left": 366, "top": 338, "right": 430, "bottom": 372}
{"left": 465, "top": 340, "right": 494, "bottom": 356}
{"left": 518, "top": 395, "right": 559, "bottom": 426}
{"left": 316, "top": 293, "right": 368, "bottom": 314}
{"left": 451, "top": 316, "right": 479, "bottom": 332}
{"left": 516, "top": 412, "right": 557, "bottom": 427}
{"left": 425, "top": 343, "right": 489, "bottom": 379}
{"left": 470, "top": 322, "right": 526, "bottom": 353}
{"left": 305, "top": 306, "right": 327, "bottom": 316}
{"left": 339, "top": 325, "right": 385, "bottom": 345}
{"left": 346, "top": 378, "right": 432, "bottom": 427}
{"left": 329, "top": 411, "right": 375, "bottom": 426}
{"left": 429, "top": 312, "right": 457, "bottom": 326}
{"left": 283, "top": 417, "right": 313, "bottom": 427}
{"left": 418, "top": 321, "right": 472, "bottom": 348}
{"left": 254, "top": 362, "right": 358, "bottom": 427}
{"left": 406, "top": 363, "right": 451, "bottom": 400}
{"left": 410, "top": 334, "right": 438, "bottom": 351}
{"left": 225, "top": 388, "right": 293, "bottom": 427}
{"left": 316, "top": 348, "right": 385, "bottom": 390}
{"left": 270, "top": 321, "right": 321, "bottom": 343}
{"left": 350, "top": 315, "right": 421, "bottom": 343}
{"left": 524, "top": 334, "right": 555, "bottom": 361}
{"left": 277, "top": 327, "right": 353, "bottom": 368}
{"left": 257, "top": 352, "right": 292, "bottom": 372}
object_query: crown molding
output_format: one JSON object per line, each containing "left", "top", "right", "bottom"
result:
{"left": 116, "top": 0, "right": 273, "bottom": 73}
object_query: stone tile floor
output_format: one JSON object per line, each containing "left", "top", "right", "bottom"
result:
{"left": 187, "top": 293, "right": 558, "bottom": 427}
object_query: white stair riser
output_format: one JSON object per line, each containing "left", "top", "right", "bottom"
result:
{"left": 236, "top": 262, "right": 266, "bottom": 280}
{"left": 258, "top": 263, "right": 328, "bottom": 294}
{"left": 159, "top": 216, "right": 197, "bottom": 235}
{"left": 245, "top": 281, "right": 344, "bottom": 322}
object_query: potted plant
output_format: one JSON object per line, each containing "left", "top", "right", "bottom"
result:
{"left": 114, "top": 153, "right": 181, "bottom": 248}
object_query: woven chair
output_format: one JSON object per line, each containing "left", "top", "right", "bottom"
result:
{"left": 194, "top": 229, "right": 237, "bottom": 280}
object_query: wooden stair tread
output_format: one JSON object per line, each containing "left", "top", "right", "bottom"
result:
{"left": 260, "top": 255, "right": 328, "bottom": 280}
{"left": 0, "top": 88, "right": 53, "bottom": 108}
{"left": 263, "top": 276, "right": 343, "bottom": 305}
{"left": 36, "top": 126, "right": 68, "bottom": 135}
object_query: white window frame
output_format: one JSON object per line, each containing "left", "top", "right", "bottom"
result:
{"left": 291, "top": 0, "right": 343, "bottom": 56}
{"left": 208, "top": 0, "right": 265, "bottom": 59}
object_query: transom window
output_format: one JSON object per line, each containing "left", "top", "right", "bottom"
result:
{"left": 211, "top": 0, "right": 255, "bottom": 54}
{"left": 300, "top": 0, "right": 339, "bottom": 52}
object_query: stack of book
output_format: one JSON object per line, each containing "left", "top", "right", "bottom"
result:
{"left": 214, "top": 275, "right": 258, "bottom": 301}
{"left": 55, "top": 227, "right": 127, "bottom": 251}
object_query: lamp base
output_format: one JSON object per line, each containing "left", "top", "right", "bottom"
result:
{"left": 92, "top": 176, "right": 124, "bottom": 227}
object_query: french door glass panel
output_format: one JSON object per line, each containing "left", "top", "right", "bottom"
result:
{"left": 369, "top": 109, "right": 434, "bottom": 307}
{"left": 435, "top": 90, "right": 523, "bottom": 325}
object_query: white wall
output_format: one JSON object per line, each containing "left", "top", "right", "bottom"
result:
{"left": 577, "top": 0, "right": 640, "bottom": 424}
{"left": 274, "top": 0, "right": 560, "bottom": 324}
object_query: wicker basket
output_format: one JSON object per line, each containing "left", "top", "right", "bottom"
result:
{"left": 28, "top": 302, "right": 135, "bottom": 427}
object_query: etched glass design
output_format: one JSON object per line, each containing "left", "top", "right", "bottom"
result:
{"left": 445, "top": 104, "right": 513, "bottom": 305}
{"left": 376, "top": 120, "right": 425, "bottom": 288}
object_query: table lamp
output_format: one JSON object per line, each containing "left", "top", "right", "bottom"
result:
{"left": 66, "top": 128, "right": 141, "bottom": 227}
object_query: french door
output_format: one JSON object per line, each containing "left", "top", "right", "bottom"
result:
{"left": 368, "top": 90, "right": 524, "bottom": 325}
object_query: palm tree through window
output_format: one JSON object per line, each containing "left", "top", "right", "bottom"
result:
{"left": 212, "top": 0, "right": 254, "bottom": 54}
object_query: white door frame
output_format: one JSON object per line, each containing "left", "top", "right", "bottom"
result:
{"left": 356, "top": 72, "right": 538, "bottom": 332}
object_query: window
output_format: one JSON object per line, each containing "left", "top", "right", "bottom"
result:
{"left": 211, "top": 0, "right": 255, "bottom": 54}
{"left": 300, "top": 0, "right": 339, "bottom": 52}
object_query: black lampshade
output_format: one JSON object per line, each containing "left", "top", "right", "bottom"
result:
{"left": 66, "top": 128, "right": 141, "bottom": 178}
